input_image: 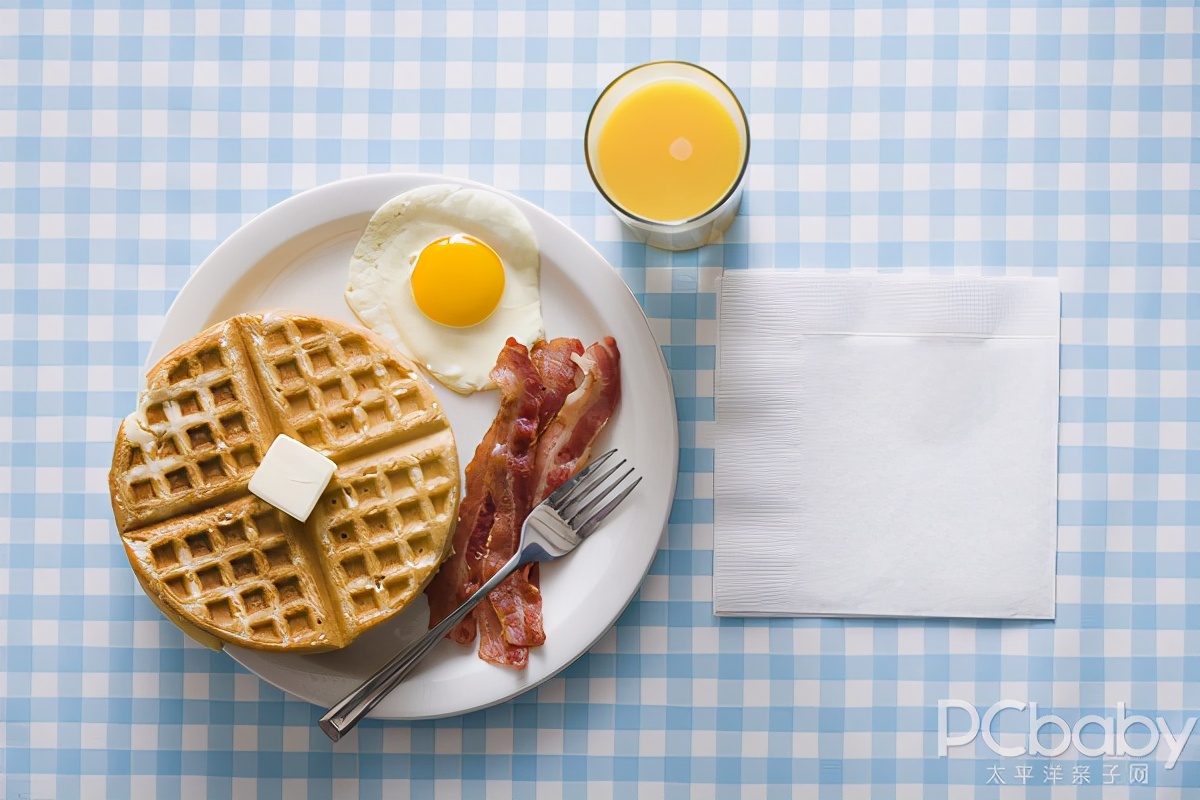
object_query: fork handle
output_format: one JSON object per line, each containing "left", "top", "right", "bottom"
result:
{"left": 319, "top": 552, "right": 522, "bottom": 742}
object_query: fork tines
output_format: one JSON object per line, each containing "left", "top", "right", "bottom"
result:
{"left": 547, "top": 449, "right": 641, "bottom": 537}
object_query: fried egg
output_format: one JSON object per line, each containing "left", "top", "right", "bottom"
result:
{"left": 345, "top": 185, "right": 544, "bottom": 394}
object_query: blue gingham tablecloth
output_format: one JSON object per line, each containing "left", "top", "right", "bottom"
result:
{"left": 2, "top": 2, "right": 1198, "bottom": 798}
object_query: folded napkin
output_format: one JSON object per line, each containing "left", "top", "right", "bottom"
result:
{"left": 714, "top": 273, "right": 1060, "bottom": 619}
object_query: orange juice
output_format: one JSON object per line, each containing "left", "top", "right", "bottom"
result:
{"left": 595, "top": 79, "right": 744, "bottom": 222}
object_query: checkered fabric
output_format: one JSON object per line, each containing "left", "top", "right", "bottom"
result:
{"left": 2, "top": 1, "right": 1197, "bottom": 797}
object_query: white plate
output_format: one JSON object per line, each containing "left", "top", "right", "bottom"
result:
{"left": 147, "top": 173, "right": 679, "bottom": 720}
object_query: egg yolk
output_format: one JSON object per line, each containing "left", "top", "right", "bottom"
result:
{"left": 410, "top": 234, "right": 505, "bottom": 328}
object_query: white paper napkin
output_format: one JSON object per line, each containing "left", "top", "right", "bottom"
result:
{"left": 714, "top": 273, "right": 1060, "bottom": 619}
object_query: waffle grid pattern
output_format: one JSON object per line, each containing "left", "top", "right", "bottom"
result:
{"left": 126, "top": 497, "right": 331, "bottom": 647}
{"left": 315, "top": 451, "right": 458, "bottom": 625}
{"left": 2, "top": 1, "right": 1198, "bottom": 798}
{"left": 250, "top": 316, "right": 435, "bottom": 457}
{"left": 112, "top": 313, "right": 457, "bottom": 653}
{"left": 115, "top": 325, "right": 270, "bottom": 528}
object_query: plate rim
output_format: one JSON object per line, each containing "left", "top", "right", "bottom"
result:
{"left": 144, "top": 172, "right": 679, "bottom": 719}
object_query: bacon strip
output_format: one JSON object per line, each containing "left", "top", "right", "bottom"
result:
{"left": 475, "top": 584, "right": 528, "bottom": 669}
{"left": 476, "top": 447, "right": 542, "bottom": 658}
{"left": 424, "top": 339, "right": 541, "bottom": 645}
{"left": 489, "top": 337, "right": 622, "bottom": 652}
{"left": 425, "top": 335, "right": 622, "bottom": 669}
{"left": 531, "top": 337, "right": 622, "bottom": 503}
{"left": 531, "top": 338, "right": 584, "bottom": 430}
{"left": 425, "top": 457, "right": 495, "bottom": 644}
{"left": 487, "top": 563, "right": 545, "bottom": 648}
{"left": 517, "top": 337, "right": 585, "bottom": 614}
{"left": 472, "top": 340, "right": 580, "bottom": 657}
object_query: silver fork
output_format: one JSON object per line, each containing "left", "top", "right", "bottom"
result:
{"left": 319, "top": 449, "right": 639, "bottom": 741}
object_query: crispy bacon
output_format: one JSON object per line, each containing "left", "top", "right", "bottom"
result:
{"left": 476, "top": 447, "right": 542, "bottom": 658}
{"left": 486, "top": 337, "right": 621, "bottom": 654}
{"left": 532, "top": 337, "right": 622, "bottom": 503}
{"left": 511, "top": 337, "right": 585, "bottom": 629}
{"left": 469, "top": 348, "right": 541, "bottom": 662}
{"left": 425, "top": 335, "right": 622, "bottom": 669}
{"left": 425, "top": 463, "right": 495, "bottom": 644}
{"left": 487, "top": 563, "right": 546, "bottom": 648}
{"left": 424, "top": 339, "right": 542, "bottom": 645}
{"left": 475, "top": 588, "right": 528, "bottom": 668}
{"left": 531, "top": 338, "right": 584, "bottom": 430}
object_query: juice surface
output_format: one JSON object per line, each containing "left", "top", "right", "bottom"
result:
{"left": 595, "top": 79, "right": 743, "bottom": 222}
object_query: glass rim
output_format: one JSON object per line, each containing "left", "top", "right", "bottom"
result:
{"left": 584, "top": 60, "right": 751, "bottom": 228}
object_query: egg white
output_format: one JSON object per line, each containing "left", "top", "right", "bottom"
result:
{"left": 345, "top": 185, "right": 544, "bottom": 393}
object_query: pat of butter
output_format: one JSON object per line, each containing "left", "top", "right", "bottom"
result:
{"left": 248, "top": 435, "right": 337, "bottom": 522}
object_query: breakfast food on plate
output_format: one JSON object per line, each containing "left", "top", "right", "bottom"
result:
{"left": 109, "top": 312, "right": 460, "bottom": 652}
{"left": 425, "top": 335, "right": 622, "bottom": 669}
{"left": 344, "top": 184, "right": 544, "bottom": 394}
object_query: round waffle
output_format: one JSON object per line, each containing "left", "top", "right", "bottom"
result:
{"left": 110, "top": 312, "right": 460, "bottom": 652}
